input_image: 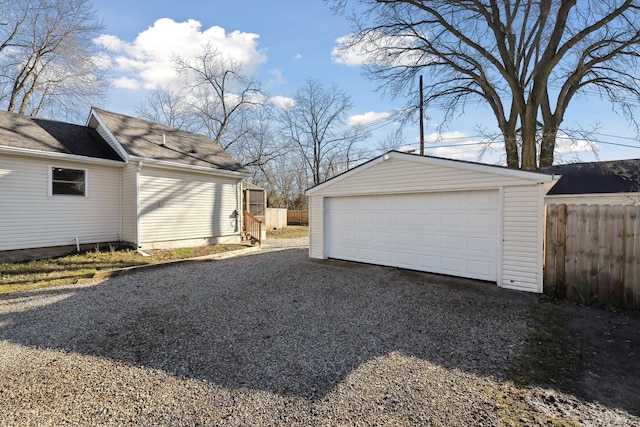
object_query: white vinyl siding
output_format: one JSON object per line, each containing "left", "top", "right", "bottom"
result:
{"left": 121, "top": 163, "right": 138, "bottom": 245}
{"left": 314, "top": 157, "right": 537, "bottom": 197}
{"left": 502, "top": 185, "right": 545, "bottom": 292}
{"left": 308, "top": 153, "right": 552, "bottom": 293}
{"left": 309, "top": 196, "right": 324, "bottom": 259}
{"left": 0, "top": 154, "right": 122, "bottom": 251}
{"left": 138, "top": 167, "right": 240, "bottom": 246}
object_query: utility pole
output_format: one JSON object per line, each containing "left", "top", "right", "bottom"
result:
{"left": 419, "top": 75, "right": 424, "bottom": 156}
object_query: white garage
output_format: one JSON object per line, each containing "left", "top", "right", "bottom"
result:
{"left": 306, "top": 152, "right": 558, "bottom": 293}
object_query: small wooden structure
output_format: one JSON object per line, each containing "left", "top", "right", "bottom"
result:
{"left": 242, "top": 182, "right": 267, "bottom": 244}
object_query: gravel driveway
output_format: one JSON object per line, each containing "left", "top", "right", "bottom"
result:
{"left": 0, "top": 247, "right": 638, "bottom": 426}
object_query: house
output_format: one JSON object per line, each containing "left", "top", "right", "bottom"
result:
{"left": 305, "top": 151, "right": 558, "bottom": 293}
{"left": 0, "top": 108, "right": 250, "bottom": 262}
{"left": 543, "top": 159, "right": 640, "bottom": 205}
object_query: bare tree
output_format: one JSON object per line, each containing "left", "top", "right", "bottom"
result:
{"left": 135, "top": 85, "right": 201, "bottom": 133}
{"left": 0, "top": 0, "right": 109, "bottom": 121}
{"left": 332, "top": 0, "right": 640, "bottom": 170}
{"left": 174, "top": 46, "right": 263, "bottom": 151}
{"left": 278, "top": 78, "right": 369, "bottom": 186}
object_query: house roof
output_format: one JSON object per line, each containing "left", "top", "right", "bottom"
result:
{"left": 0, "top": 110, "right": 122, "bottom": 161}
{"left": 306, "top": 150, "right": 555, "bottom": 195}
{"left": 91, "top": 108, "right": 247, "bottom": 173}
{"left": 543, "top": 159, "right": 640, "bottom": 194}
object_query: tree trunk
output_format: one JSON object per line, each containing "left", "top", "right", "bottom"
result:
{"left": 521, "top": 105, "right": 539, "bottom": 171}
{"left": 539, "top": 126, "right": 557, "bottom": 168}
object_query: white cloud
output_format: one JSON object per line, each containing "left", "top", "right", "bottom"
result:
{"left": 97, "top": 18, "right": 267, "bottom": 90}
{"left": 294, "top": 53, "right": 303, "bottom": 60}
{"left": 555, "top": 134, "right": 596, "bottom": 154}
{"left": 422, "top": 131, "right": 490, "bottom": 161}
{"left": 332, "top": 33, "right": 424, "bottom": 67}
{"left": 348, "top": 111, "right": 391, "bottom": 127}
{"left": 429, "top": 145, "right": 481, "bottom": 161}
{"left": 267, "top": 68, "right": 287, "bottom": 87}
{"left": 113, "top": 77, "right": 142, "bottom": 90}
{"left": 270, "top": 95, "right": 295, "bottom": 110}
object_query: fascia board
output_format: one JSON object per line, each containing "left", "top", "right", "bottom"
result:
{"left": 0, "top": 145, "right": 126, "bottom": 167}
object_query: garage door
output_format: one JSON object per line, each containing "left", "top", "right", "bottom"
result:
{"left": 325, "top": 190, "right": 499, "bottom": 281}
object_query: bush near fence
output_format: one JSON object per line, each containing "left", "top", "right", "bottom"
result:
{"left": 287, "top": 210, "right": 309, "bottom": 226}
{"left": 545, "top": 204, "right": 640, "bottom": 311}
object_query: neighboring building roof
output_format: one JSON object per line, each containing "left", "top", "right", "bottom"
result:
{"left": 0, "top": 110, "right": 122, "bottom": 161}
{"left": 91, "top": 108, "right": 247, "bottom": 173}
{"left": 544, "top": 159, "right": 640, "bottom": 194}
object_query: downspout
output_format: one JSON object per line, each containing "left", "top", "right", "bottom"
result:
{"left": 75, "top": 237, "right": 80, "bottom": 253}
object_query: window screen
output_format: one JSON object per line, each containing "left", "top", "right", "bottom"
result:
{"left": 248, "top": 190, "right": 265, "bottom": 216}
{"left": 51, "top": 167, "right": 86, "bottom": 196}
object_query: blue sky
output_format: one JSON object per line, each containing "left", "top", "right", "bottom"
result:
{"left": 93, "top": 0, "right": 640, "bottom": 165}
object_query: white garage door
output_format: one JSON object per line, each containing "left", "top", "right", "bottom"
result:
{"left": 325, "top": 190, "right": 499, "bottom": 282}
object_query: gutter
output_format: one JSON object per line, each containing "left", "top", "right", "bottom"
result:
{"left": 0, "top": 145, "right": 126, "bottom": 167}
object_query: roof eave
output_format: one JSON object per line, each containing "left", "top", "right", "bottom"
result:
{"left": 0, "top": 145, "right": 126, "bottom": 167}
{"left": 306, "top": 151, "right": 555, "bottom": 196}
{"left": 88, "top": 108, "right": 130, "bottom": 162}
{"left": 129, "top": 155, "right": 250, "bottom": 178}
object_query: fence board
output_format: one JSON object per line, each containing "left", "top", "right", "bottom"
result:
{"left": 556, "top": 204, "right": 567, "bottom": 300}
{"left": 623, "top": 207, "right": 636, "bottom": 307}
{"left": 586, "top": 205, "right": 599, "bottom": 305}
{"left": 287, "top": 210, "right": 309, "bottom": 225}
{"left": 575, "top": 205, "right": 589, "bottom": 304}
{"left": 597, "top": 206, "right": 611, "bottom": 306}
{"left": 610, "top": 206, "right": 625, "bottom": 308}
{"left": 545, "top": 203, "right": 640, "bottom": 311}
{"left": 634, "top": 206, "right": 640, "bottom": 309}
{"left": 565, "top": 205, "right": 579, "bottom": 301}
{"left": 544, "top": 205, "right": 558, "bottom": 296}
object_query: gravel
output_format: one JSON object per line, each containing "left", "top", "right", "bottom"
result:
{"left": 0, "top": 247, "right": 638, "bottom": 426}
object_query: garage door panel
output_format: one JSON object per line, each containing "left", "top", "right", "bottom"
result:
{"left": 468, "top": 236, "right": 494, "bottom": 252}
{"left": 325, "top": 191, "right": 498, "bottom": 282}
{"left": 440, "top": 235, "right": 463, "bottom": 249}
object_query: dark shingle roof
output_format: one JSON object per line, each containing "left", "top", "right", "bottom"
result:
{"left": 544, "top": 159, "right": 640, "bottom": 194}
{"left": 92, "top": 108, "right": 247, "bottom": 172}
{"left": 0, "top": 110, "right": 122, "bottom": 161}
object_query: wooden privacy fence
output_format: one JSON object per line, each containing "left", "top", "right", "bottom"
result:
{"left": 545, "top": 204, "right": 640, "bottom": 310}
{"left": 265, "top": 208, "right": 287, "bottom": 229}
{"left": 287, "top": 210, "right": 309, "bottom": 225}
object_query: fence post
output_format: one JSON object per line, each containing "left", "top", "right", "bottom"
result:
{"left": 556, "top": 204, "right": 567, "bottom": 299}
{"left": 544, "top": 204, "right": 558, "bottom": 297}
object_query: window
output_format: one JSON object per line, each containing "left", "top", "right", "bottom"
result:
{"left": 248, "top": 189, "right": 265, "bottom": 216}
{"left": 51, "top": 167, "right": 86, "bottom": 196}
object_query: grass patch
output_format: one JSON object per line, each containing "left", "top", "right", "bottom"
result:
{"left": 266, "top": 225, "right": 309, "bottom": 239}
{"left": 0, "top": 244, "right": 245, "bottom": 295}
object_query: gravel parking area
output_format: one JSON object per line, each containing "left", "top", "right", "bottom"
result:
{"left": 0, "top": 248, "right": 638, "bottom": 426}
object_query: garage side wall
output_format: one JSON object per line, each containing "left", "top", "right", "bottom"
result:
{"left": 309, "top": 196, "right": 324, "bottom": 259}
{"left": 501, "top": 184, "right": 545, "bottom": 293}
{"left": 138, "top": 167, "right": 242, "bottom": 249}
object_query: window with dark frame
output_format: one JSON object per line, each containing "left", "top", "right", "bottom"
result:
{"left": 51, "top": 167, "right": 86, "bottom": 196}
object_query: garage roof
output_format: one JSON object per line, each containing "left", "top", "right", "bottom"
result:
{"left": 306, "top": 151, "right": 555, "bottom": 195}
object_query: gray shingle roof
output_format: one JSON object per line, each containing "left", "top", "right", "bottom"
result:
{"left": 0, "top": 110, "right": 122, "bottom": 161}
{"left": 92, "top": 108, "right": 247, "bottom": 172}
{"left": 544, "top": 159, "right": 640, "bottom": 194}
